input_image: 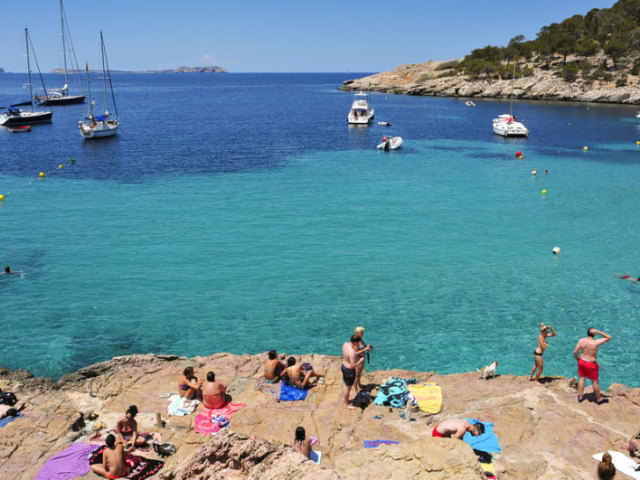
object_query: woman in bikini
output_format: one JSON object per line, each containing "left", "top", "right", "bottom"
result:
{"left": 115, "top": 405, "right": 146, "bottom": 452}
{"left": 178, "top": 366, "right": 202, "bottom": 401}
{"left": 264, "top": 350, "right": 285, "bottom": 382}
{"left": 202, "top": 371, "right": 227, "bottom": 409}
{"left": 530, "top": 323, "right": 556, "bottom": 385}
{"left": 291, "top": 426, "right": 312, "bottom": 459}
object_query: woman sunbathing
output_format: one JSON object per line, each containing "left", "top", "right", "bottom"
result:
{"left": 178, "top": 366, "right": 203, "bottom": 401}
{"left": 116, "top": 405, "right": 146, "bottom": 452}
{"left": 264, "top": 350, "right": 285, "bottom": 382}
{"left": 292, "top": 426, "right": 312, "bottom": 459}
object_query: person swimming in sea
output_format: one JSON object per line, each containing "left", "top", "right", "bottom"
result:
{"left": 616, "top": 272, "right": 639, "bottom": 283}
{"left": 3, "top": 266, "right": 22, "bottom": 277}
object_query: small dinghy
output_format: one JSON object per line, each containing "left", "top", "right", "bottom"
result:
{"left": 378, "top": 121, "right": 392, "bottom": 126}
{"left": 377, "top": 136, "right": 403, "bottom": 151}
{"left": 8, "top": 125, "right": 31, "bottom": 133}
{"left": 465, "top": 101, "right": 476, "bottom": 107}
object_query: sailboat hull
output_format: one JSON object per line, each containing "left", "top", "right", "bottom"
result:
{"left": 39, "top": 94, "right": 86, "bottom": 106}
{"left": 1, "top": 111, "right": 53, "bottom": 126}
{"left": 79, "top": 120, "right": 119, "bottom": 139}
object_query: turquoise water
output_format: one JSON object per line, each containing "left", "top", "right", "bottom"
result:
{"left": 1, "top": 74, "right": 639, "bottom": 387}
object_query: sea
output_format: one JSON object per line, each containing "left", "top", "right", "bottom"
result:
{"left": 1, "top": 72, "right": 639, "bottom": 389}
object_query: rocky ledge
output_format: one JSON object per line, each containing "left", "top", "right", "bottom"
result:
{"left": 2, "top": 353, "right": 639, "bottom": 479}
{"left": 340, "top": 60, "right": 640, "bottom": 104}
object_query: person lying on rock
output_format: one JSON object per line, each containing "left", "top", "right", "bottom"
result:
{"left": 282, "top": 357, "right": 323, "bottom": 390}
{"left": 292, "top": 426, "right": 312, "bottom": 459}
{"left": 432, "top": 418, "right": 484, "bottom": 439}
{"left": 622, "top": 433, "right": 640, "bottom": 457}
{"left": 0, "top": 404, "right": 19, "bottom": 420}
{"left": 264, "top": 350, "right": 286, "bottom": 383}
{"left": 90, "top": 433, "right": 134, "bottom": 479}
{"left": 178, "top": 366, "right": 203, "bottom": 401}
{"left": 202, "top": 371, "right": 227, "bottom": 409}
{"left": 116, "top": 405, "right": 146, "bottom": 452}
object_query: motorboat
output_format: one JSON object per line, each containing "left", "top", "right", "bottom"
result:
{"left": 347, "top": 92, "right": 374, "bottom": 125}
{"left": 39, "top": 0, "right": 85, "bottom": 105}
{"left": 378, "top": 121, "right": 392, "bottom": 126}
{"left": 377, "top": 136, "right": 403, "bottom": 151}
{"left": 492, "top": 114, "right": 529, "bottom": 138}
{"left": 465, "top": 101, "right": 476, "bottom": 107}
{"left": 8, "top": 125, "right": 32, "bottom": 133}
{"left": 0, "top": 29, "right": 53, "bottom": 127}
{"left": 79, "top": 31, "right": 119, "bottom": 139}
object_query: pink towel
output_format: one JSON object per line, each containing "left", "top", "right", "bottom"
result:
{"left": 194, "top": 403, "right": 245, "bottom": 435}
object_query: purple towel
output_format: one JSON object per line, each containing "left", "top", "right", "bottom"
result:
{"left": 34, "top": 442, "right": 101, "bottom": 480}
{"left": 363, "top": 440, "right": 400, "bottom": 449}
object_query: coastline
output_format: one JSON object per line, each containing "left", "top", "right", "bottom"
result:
{"left": 339, "top": 59, "right": 640, "bottom": 105}
{"left": 2, "top": 352, "right": 639, "bottom": 479}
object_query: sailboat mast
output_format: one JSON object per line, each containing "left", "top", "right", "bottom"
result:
{"left": 100, "top": 31, "right": 109, "bottom": 116}
{"left": 25, "top": 28, "right": 34, "bottom": 112}
{"left": 86, "top": 63, "right": 92, "bottom": 116}
{"left": 60, "top": 0, "right": 69, "bottom": 87}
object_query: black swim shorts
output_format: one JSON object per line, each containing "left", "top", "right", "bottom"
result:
{"left": 341, "top": 365, "right": 356, "bottom": 387}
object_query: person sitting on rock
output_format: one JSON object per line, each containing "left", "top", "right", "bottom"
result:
{"left": 282, "top": 357, "right": 323, "bottom": 390}
{"left": 202, "top": 371, "right": 227, "bottom": 409}
{"left": 116, "top": 405, "right": 146, "bottom": 452}
{"left": 178, "top": 366, "right": 203, "bottom": 401}
{"left": 432, "top": 418, "right": 484, "bottom": 439}
{"left": 264, "top": 350, "right": 285, "bottom": 383}
{"left": 622, "top": 432, "right": 640, "bottom": 457}
{"left": 597, "top": 452, "right": 616, "bottom": 480}
{"left": 292, "top": 426, "right": 312, "bottom": 459}
{"left": 90, "top": 433, "right": 133, "bottom": 479}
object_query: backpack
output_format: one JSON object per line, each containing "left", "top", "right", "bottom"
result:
{"left": 0, "top": 391, "right": 18, "bottom": 406}
{"left": 153, "top": 442, "right": 177, "bottom": 457}
{"left": 352, "top": 391, "right": 372, "bottom": 411}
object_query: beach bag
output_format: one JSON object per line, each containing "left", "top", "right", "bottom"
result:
{"left": 0, "top": 391, "right": 18, "bottom": 406}
{"left": 153, "top": 441, "right": 177, "bottom": 456}
{"left": 352, "top": 391, "right": 372, "bottom": 411}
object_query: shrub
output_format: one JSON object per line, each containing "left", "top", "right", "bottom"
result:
{"left": 560, "top": 62, "right": 580, "bottom": 82}
{"left": 437, "top": 70, "right": 457, "bottom": 78}
{"left": 435, "top": 60, "right": 460, "bottom": 71}
{"left": 616, "top": 76, "right": 628, "bottom": 86}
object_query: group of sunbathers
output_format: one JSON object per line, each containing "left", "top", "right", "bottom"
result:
{"left": 262, "top": 350, "right": 324, "bottom": 389}
{"left": 178, "top": 366, "right": 228, "bottom": 409}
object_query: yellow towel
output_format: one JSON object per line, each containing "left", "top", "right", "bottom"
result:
{"left": 408, "top": 383, "right": 442, "bottom": 414}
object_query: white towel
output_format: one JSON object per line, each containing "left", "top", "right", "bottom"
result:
{"left": 168, "top": 394, "right": 197, "bottom": 416}
{"left": 593, "top": 451, "right": 640, "bottom": 479}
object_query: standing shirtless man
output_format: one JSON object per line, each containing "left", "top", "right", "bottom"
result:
{"left": 574, "top": 327, "right": 612, "bottom": 404}
{"left": 342, "top": 335, "right": 371, "bottom": 410}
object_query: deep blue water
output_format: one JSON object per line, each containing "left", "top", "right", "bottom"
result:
{"left": 1, "top": 72, "right": 640, "bottom": 388}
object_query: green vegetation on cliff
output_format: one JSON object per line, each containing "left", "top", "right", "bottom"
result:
{"left": 440, "top": 0, "right": 640, "bottom": 84}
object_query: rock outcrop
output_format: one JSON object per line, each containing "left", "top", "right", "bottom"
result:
{"left": 340, "top": 59, "right": 640, "bottom": 104}
{"left": 2, "top": 353, "right": 640, "bottom": 479}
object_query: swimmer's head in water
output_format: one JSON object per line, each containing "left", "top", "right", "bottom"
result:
{"left": 4, "top": 266, "right": 9, "bottom": 273}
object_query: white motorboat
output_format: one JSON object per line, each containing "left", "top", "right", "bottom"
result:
{"left": 465, "top": 101, "right": 476, "bottom": 107}
{"left": 0, "top": 29, "right": 53, "bottom": 127}
{"left": 378, "top": 121, "right": 392, "bottom": 126}
{"left": 492, "top": 114, "right": 529, "bottom": 138}
{"left": 79, "top": 31, "right": 119, "bottom": 139}
{"left": 347, "top": 92, "right": 374, "bottom": 125}
{"left": 377, "top": 136, "right": 403, "bottom": 150}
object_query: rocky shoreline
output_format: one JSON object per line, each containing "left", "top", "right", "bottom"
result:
{"left": 339, "top": 59, "right": 640, "bottom": 105}
{"left": 2, "top": 352, "right": 639, "bottom": 479}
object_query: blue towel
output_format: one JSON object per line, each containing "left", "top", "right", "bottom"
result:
{"left": 364, "top": 440, "right": 400, "bottom": 449}
{"left": 462, "top": 418, "right": 501, "bottom": 454}
{"left": 0, "top": 412, "right": 22, "bottom": 428}
{"left": 279, "top": 383, "right": 308, "bottom": 401}
{"left": 373, "top": 377, "right": 418, "bottom": 408}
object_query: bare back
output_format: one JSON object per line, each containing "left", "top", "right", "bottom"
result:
{"left": 202, "top": 381, "right": 226, "bottom": 409}
{"left": 436, "top": 418, "right": 471, "bottom": 439}
{"left": 576, "top": 337, "right": 601, "bottom": 362}
{"left": 342, "top": 342, "right": 357, "bottom": 369}
{"left": 103, "top": 443, "right": 127, "bottom": 477}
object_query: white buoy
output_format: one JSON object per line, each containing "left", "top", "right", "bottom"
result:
{"left": 552, "top": 247, "right": 561, "bottom": 255}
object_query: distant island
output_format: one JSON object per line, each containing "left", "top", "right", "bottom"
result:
{"left": 51, "top": 66, "right": 227, "bottom": 74}
{"left": 0, "top": 68, "right": 5, "bottom": 73}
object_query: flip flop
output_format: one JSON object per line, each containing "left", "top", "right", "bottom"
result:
{"left": 596, "top": 399, "right": 609, "bottom": 405}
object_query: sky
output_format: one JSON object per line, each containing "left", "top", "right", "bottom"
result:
{"left": 1, "top": 0, "right": 616, "bottom": 73}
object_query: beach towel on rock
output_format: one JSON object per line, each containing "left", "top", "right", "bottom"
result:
{"left": 194, "top": 403, "right": 246, "bottom": 435}
{"left": 463, "top": 418, "right": 501, "bottom": 454}
{"left": 87, "top": 431, "right": 161, "bottom": 456}
{"left": 254, "top": 376, "right": 282, "bottom": 397}
{"left": 0, "top": 412, "right": 22, "bottom": 427}
{"left": 89, "top": 447, "right": 164, "bottom": 480}
{"left": 310, "top": 450, "right": 322, "bottom": 464}
{"left": 279, "top": 383, "right": 308, "bottom": 401}
{"left": 593, "top": 451, "right": 640, "bottom": 480}
{"left": 34, "top": 442, "right": 101, "bottom": 480}
{"left": 374, "top": 377, "right": 418, "bottom": 408}
{"left": 168, "top": 394, "right": 197, "bottom": 416}
{"left": 408, "top": 383, "right": 442, "bottom": 414}
{"left": 363, "top": 440, "right": 400, "bottom": 449}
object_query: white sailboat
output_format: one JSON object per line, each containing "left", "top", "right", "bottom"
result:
{"left": 492, "top": 66, "right": 529, "bottom": 138}
{"left": 0, "top": 29, "right": 53, "bottom": 127}
{"left": 79, "top": 31, "right": 119, "bottom": 139}
{"left": 39, "top": 0, "right": 85, "bottom": 106}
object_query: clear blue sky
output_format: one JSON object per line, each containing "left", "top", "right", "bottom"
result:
{"left": 1, "top": 0, "right": 616, "bottom": 73}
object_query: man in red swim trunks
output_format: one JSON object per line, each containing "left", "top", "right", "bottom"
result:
{"left": 432, "top": 418, "right": 484, "bottom": 439}
{"left": 574, "top": 327, "right": 612, "bottom": 404}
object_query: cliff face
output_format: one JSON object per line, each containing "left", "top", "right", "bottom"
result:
{"left": 340, "top": 59, "right": 640, "bottom": 104}
{"left": 1, "top": 353, "right": 639, "bottom": 479}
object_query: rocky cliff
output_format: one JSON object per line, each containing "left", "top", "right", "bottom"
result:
{"left": 2, "top": 353, "right": 639, "bottom": 479}
{"left": 340, "top": 59, "right": 640, "bottom": 104}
